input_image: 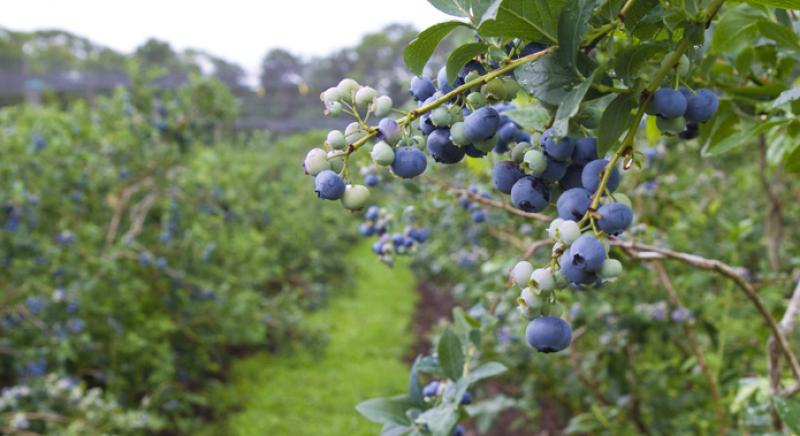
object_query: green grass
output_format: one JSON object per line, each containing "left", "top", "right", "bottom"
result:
{"left": 205, "top": 242, "right": 417, "bottom": 436}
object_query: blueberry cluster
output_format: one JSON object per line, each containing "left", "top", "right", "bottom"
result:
{"left": 421, "top": 380, "right": 472, "bottom": 405}
{"left": 458, "top": 186, "right": 492, "bottom": 223}
{"left": 359, "top": 206, "right": 429, "bottom": 265}
{"left": 646, "top": 87, "right": 719, "bottom": 139}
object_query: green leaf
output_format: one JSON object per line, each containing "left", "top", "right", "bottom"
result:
{"left": 551, "top": 70, "right": 598, "bottom": 138}
{"left": 427, "top": 0, "right": 495, "bottom": 19}
{"left": 437, "top": 327, "right": 465, "bottom": 381}
{"left": 597, "top": 94, "right": 636, "bottom": 156}
{"left": 613, "top": 42, "right": 667, "bottom": 85}
{"left": 711, "top": 8, "right": 765, "bottom": 55}
{"left": 771, "top": 86, "right": 800, "bottom": 109}
{"left": 504, "top": 104, "right": 551, "bottom": 131}
{"left": 756, "top": 19, "right": 800, "bottom": 51}
{"left": 467, "top": 362, "right": 507, "bottom": 383}
{"left": 381, "top": 423, "right": 412, "bottom": 436}
{"left": 744, "top": 0, "right": 800, "bottom": 8}
{"left": 785, "top": 145, "right": 800, "bottom": 174}
{"left": 515, "top": 53, "right": 580, "bottom": 106}
{"left": 404, "top": 21, "right": 472, "bottom": 76}
{"left": 408, "top": 358, "right": 425, "bottom": 407}
{"left": 703, "top": 120, "right": 786, "bottom": 156}
{"left": 775, "top": 397, "right": 800, "bottom": 433}
{"left": 446, "top": 42, "right": 488, "bottom": 84}
{"left": 416, "top": 404, "right": 460, "bottom": 435}
{"left": 557, "top": 0, "right": 597, "bottom": 72}
{"left": 477, "top": 0, "right": 567, "bottom": 44}
{"left": 356, "top": 396, "right": 414, "bottom": 426}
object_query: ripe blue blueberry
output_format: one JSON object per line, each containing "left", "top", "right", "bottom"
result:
{"left": 427, "top": 129, "right": 466, "bottom": 164}
{"left": 559, "top": 163, "right": 585, "bottom": 190}
{"left": 410, "top": 76, "right": 436, "bottom": 101}
{"left": 457, "top": 60, "right": 486, "bottom": 83}
{"left": 437, "top": 66, "right": 454, "bottom": 93}
{"left": 497, "top": 122, "right": 520, "bottom": 145}
{"left": 596, "top": 202, "right": 633, "bottom": 235}
{"left": 471, "top": 209, "right": 486, "bottom": 223}
{"left": 463, "top": 107, "right": 500, "bottom": 143}
{"left": 525, "top": 316, "right": 572, "bottom": 353}
{"left": 539, "top": 156, "right": 567, "bottom": 182}
{"left": 314, "top": 170, "right": 346, "bottom": 200}
{"left": 365, "top": 174, "right": 380, "bottom": 187}
{"left": 556, "top": 188, "right": 592, "bottom": 221}
{"left": 452, "top": 425, "right": 465, "bottom": 436}
{"left": 392, "top": 233, "right": 405, "bottom": 247}
{"left": 391, "top": 147, "right": 427, "bottom": 178}
{"left": 684, "top": 88, "right": 719, "bottom": 123}
{"left": 365, "top": 206, "right": 379, "bottom": 221}
{"left": 510, "top": 176, "right": 550, "bottom": 212}
{"left": 541, "top": 129, "right": 574, "bottom": 162}
{"left": 410, "top": 228, "right": 430, "bottom": 243}
{"left": 648, "top": 87, "right": 688, "bottom": 119}
{"left": 581, "top": 159, "right": 621, "bottom": 193}
{"left": 679, "top": 122, "right": 700, "bottom": 140}
{"left": 569, "top": 235, "right": 606, "bottom": 272}
{"left": 461, "top": 391, "right": 472, "bottom": 405}
{"left": 422, "top": 380, "right": 439, "bottom": 397}
{"left": 463, "top": 144, "right": 487, "bottom": 158}
{"left": 492, "top": 161, "right": 526, "bottom": 194}
{"left": 359, "top": 223, "right": 375, "bottom": 237}
{"left": 571, "top": 137, "right": 598, "bottom": 164}
{"left": 560, "top": 250, "right": 598, "bottom": 284}
{"left": 517, "top": 42, "right": 548, "bottom": 58}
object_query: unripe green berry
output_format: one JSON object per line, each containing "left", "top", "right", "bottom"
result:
{"left": 355, "top": 86, "right": 378, "bottom": 108}
{"left": 321, "top": 87, "right": 342, "bottom": 103}
{"left": 337, "top": 78, "right": 360, "bottom": 100}
{"left": 557, "top": 220, "right": 581, "bottom": 244}
{"left": 481, "top": 79, "right": 506, "bottom": 100}
{"left": 511, "top": 261, "right": 534, "bottom": 287}
{"left": 345, "top": 122, "right": 365, "bottom": 143}
{"left": 464, "top": 70, "right": 481, "bottom": 83}
{"left": 371, "top": 141, "right": 395, "bottom": 166}
{"left": 554, "top": 269, "right": 568, "bottom": 287}
{"left": 430, "top": 107, "right": 452, "bottom": 127}
{"left": 303, "top": 148, "right": 330, "bottom": 176}
{"left": 327, "top": 101, "right": 343, "bottom": 116}
{"left": 327, "top": 130, "right": 347, "bottom": 150}
{"left": 501, "top": 77, "right": 520, "bottom": 100}
{"left": 600, "top": 258, "right": 623, "bottom": 278}
{"left": 472, "top": 133, "right": 498, "bottom": 152}
{"left": 523, "top": 149, "right": 547, "bottom": 175}
{"left": 341, "top": 184, "right": 370, "bottom": 210}
{"left": 450, "top": 122, "right": 469, "bottom": 146}
{"left": 510, "top": 142, "right": 532, "bottom": 162}
{"left": 530, "top": 268, "right": 555, "bottom": 292}
{"left": 656, "top": 115, "right": 686, "bottom": 134}
{"left": 327, "top": 153, "right": 345, "bottom": 173}
{"left": 467, "top": 92, "right": 486, "bottom": 108}
{"left": 373, "top": 96, "right": 393, "bottom": 117}
{"left": 548, "top": 218, "right": 564, "bottom": 240}
{"left": 520, "top": 287, "right": 536, "bottom": 306}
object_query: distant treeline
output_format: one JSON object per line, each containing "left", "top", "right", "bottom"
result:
{"left": 0, "top": 25, "right": 463, "bottom": 122}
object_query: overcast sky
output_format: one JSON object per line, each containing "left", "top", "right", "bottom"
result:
{"left": 2, "top": 0, "right": 452, "bottom": 79}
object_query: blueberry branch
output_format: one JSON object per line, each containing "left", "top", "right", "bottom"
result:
{"left": 330, "top": 47, "right": 558, "bottom": 159}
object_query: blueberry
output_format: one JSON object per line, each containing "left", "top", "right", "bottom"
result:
{"left": 452, "top": 425, "right": 465, "bottom": 436}
{"left": 510, "top": 176, "right": 550, "bottom": 212}
{"left": 581, "top": 159, "right": 621, "bottom": 193}
{"left": 410, "top": 76, "right": 436, "bottom": 101}
{"left": 303, "top": 148, "right": 330, "bottom": 176}
{"left": 391, "top": 147, "right": 427, "bottom": 178}
{"left": 684, "top": 88, "right": 718, "bottom": 123}
{"left": 66, "top": 318, "right": 85, "bottom": 334}
{"left": 571, "top": 137, "right": 598, "bottom": 164}
{"left": 341, "top": 184, "right": 370, "bottom": 210}
{"left": 596, "top": 202, "right": 633, "bottom": 235}
{"left": 411, "top": 228, "right": 430, "bottom": 243}
{"left": 457, "top": 59, "right": 486, "bottom": 83}
{"left": 492, "top": 161, "right": 526, "bottom": 194}
{"left": 471, "top": 209, "right": 486, "bottom": 222}
{"left": 523, "top": 149, "right": 547, "bottom": 175}
{"left": 365, "top": 206, "right": 379, "bottom": 221}
{"left": 461, "top": 391, "right": 472, "bottom": 405}
{"left": 517, "top": 42, "right": 548, "bottom": 58}
{"left": 511, "top": 261, "right": 534, "bottom": 287}
{"left": 540, "top": 156, "right": 567, "bottom": 182}
{"left": 374, "top": 95, "right": 393, "bottom": 117}
{"left": 556, "top": 188, "right": 592, "bottom": 221}
{"left": 525, "top": 316, "right": 572, "bottom": 353}
{"left": 541, "top": 129, "right": 574, "bottom": 162}
{"left": 427, "top": 129, "right": 466, "bottom": 164}
{"left": 559, "top": 163, "right": 585, "bottom": 190}
{"left": 497, "top": 122, "right": 520, "bottom": 145}
{"left": 569, "top": 235, "right": 606, "bottom": 272}
{"left": 437, "top": 66, "right": 454, "bottom": 93}
{"left": 647, "top": 87, "right": 687, "bottom": 119}
{"left": 365, "top": 174, "right": 380, "bottom": 187}
{"left": 370, "top": 141, "right": 395, "bottom": 166}
{"left": 355, "top": 86, "right": 378, "bottom": 108}
{"left": 314, "top": 170, "right": 346, "bottom": 200}
{"left": 422, "top": 381, "right": 439, "bottom": 397}
{"left": 463, "top": 144, "right": 487, "bottom": 158}
{"left": 392, "top": 233, "right": 405, "bottom": 247}
{"left": 372, "top": 241, "right": 384, "bottom": 254}
{"left": 359, "top": 223, "right": 375, "bottom": 237}
{"left": 678, "top": 122, "right": 700, "bottom": 140}
{"left": 418, "top": 113, "right": 436, "bottom": 135}
{"left": 463, "top": 107, "right": 501, "bottom": 143}
{"left": 378, "top": 118, "right": 402, "bottom": 145}
{"left": 560, "top": 250, "right": 597, "bottom": 284}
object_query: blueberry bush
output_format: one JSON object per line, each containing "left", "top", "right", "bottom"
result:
{"left": 304, "top": 0, "right": 800, "bottom": 434}
{"left": 0, "top": 76, "right": 359, "bottom": 433}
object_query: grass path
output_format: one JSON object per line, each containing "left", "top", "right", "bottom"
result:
{"left": 206, "top": 243, "right": 417, "bottom": 435}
